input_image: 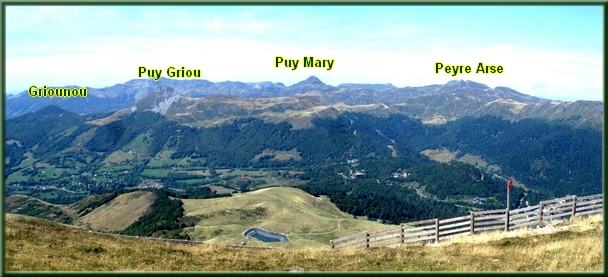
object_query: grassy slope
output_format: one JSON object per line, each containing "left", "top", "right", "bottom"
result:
{"left": 420, "top": 148, "right": 501, "bottom": 171}
{"left": 5, "top": 195, "right": 78, "bottom": 224}
{"left": 68, "top": 193, "right": 114, "bottom": 217}
{"left": 4, "top": 213, "right": 602, "bottom": 271}
{"left": 181, "top": 187, "right": 395, "bottom": 248}
{"left": 6, "top": 185, "right": 384, "bottom": 247}
{"left": 79, "top": 191, "right": 156, "bottom": 232}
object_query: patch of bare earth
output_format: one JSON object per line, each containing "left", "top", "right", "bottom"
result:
{"left": 420, "top": 149, "right": 459, "bottom": 163}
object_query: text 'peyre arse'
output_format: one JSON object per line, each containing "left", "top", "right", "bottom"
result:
{"left": 436, "top": 62, "right": 504, "bottom": 77}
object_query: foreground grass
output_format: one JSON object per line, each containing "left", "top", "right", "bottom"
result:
{"left": 5, "top": 213, "right": 603, "bottom": 271}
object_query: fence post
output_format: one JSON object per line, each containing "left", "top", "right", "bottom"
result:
{"left": 434, "top": 218, "right": 439, "bottom": 244}
{"left": 571, "top": 195, "right": 577, "bottom": 221}
{"left": 365, "top": 232, "right": 370, "bottom": 248}
{"left": 538, "top": 201, "right": 544, "bottom": 228}
{"left": 505, "top": 208, "right": 510, "bottom": 232}
{"left": 330, "top": 240, "right": 334, "bottom": 249}
{"left": 470, "top": 212, "right": 475, "bottom": 235}
{"left": 400, "top": 224, "right": 405, "bottom": 244}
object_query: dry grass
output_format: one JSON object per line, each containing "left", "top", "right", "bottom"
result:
{"left": 180, "top": 187, "right": 393, "bottom": 247}
{"left": 169, "top": 96, "right": 333, "bottom": 129}
{"left": 79, "top": 191, "right": 156, "bottom": 232}
{"left": 420, "top": 149, "right": 501, "bottom": 172}
{"left": 440, "top": 214, "right": 603, "bottom": 246}
{"left": 251, "top": 148, "right": 302, "bottom": 162}
{"left": 85, "top": 109, "right": 129, "bottom": 126}
{"left": 5, "top": 213, "right": 602, "bottom": 272}
{"left": 175, "top": 170, "right": 211, "bottom": 176}
{"left": 5, "top": 195, "right": 78, "bottom": 224}
{"left": 207, "top": 185, "right": 235, "bottom": 194}
{"left": 490, "top": 98, "right": 527, "bottom": 114}
{"left": 103, "top": 150, "right": 135, "bottom": 166}
{"left": 420, "top": 148, "right": 458, "bottom": 163}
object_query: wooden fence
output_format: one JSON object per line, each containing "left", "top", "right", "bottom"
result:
{"left": 330, "top": 193, "right": 603, "bottom": 249}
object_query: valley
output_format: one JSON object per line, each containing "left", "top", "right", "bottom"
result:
{"left": 4, "top": 3, "right": 603, "bottom": 272}
{"left": 4, "top": 77, "right": 603, "bottom": 252}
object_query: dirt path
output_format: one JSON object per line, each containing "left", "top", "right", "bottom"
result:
{"left": 290, "top": 219, "right": 343, "bottom": 236}
{"left": 415, "top": 188, "right": 428, "bottom": 198}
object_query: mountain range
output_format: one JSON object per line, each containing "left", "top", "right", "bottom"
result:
{"left": 6, "top": 77, "right": 603, "bottom": 129}
{"left": 4, "top": 76, "right": 603, "bottom": 230}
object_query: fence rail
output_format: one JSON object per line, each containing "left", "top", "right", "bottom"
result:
{"left": 330, "top": 193, "right": 603, "bottom": 249}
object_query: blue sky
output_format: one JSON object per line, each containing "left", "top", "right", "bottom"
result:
{"left": 5, "top": 5, "right": 603, "bottom": 101}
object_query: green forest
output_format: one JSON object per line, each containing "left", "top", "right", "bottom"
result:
{"left": 5, "top": 106, "right": 602, "bottom": 225}
{"left": 121, "top": 190, "right": 186, "bottom": 239}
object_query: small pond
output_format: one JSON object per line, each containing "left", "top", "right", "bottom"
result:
{"left": 244, "top": 228, "right": 288, "bottom": 243}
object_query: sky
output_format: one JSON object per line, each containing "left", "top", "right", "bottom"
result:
{"left": 5, "top": 5, "right": 604, "bottom": 101}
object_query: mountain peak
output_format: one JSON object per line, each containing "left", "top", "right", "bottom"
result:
{"left": 35, "top": 104, "right": 71, "bottom": 115}
{"left": 134, "top": 85, "right": 183, "bottom": 115}
{"left": 444, "top": 80, "right": 489, "bottom": 89}
{"left": 155, "top": 85, "right": 179, "bottom": 97}
{"left": 292, "top": 76, "right": 326, "bottom": 87}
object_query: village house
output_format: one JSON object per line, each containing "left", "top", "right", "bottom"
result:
{"left": 391, "top": 172, "right": 409, "bottom": 178}
{"left": 351, "top": 172, "right": 365, "bottom": 179}
{"left": 137, "top": 182, "right": 164, "bottom": 189}
{"left": 472, "top": 197, "right": 485, "bottom": 204}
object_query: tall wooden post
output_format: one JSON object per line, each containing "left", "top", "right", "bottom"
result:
{"left": 538, "top": 202, "right": 544, "bottom": 228}
{"left": 505, "top": 208, "right": 510, "bottom": 232}
{"left": 470, "top": 212, "right": 475, "bottom": 235}
{"left": 434, "top": 218, "right": 439, "bottom": 244}
{"left": 507, "top": 187, "right": 510, "bottom": 211}
{"left": 506, "top": 180, "right": 511, "bottom": 232}
{"left": 507, "top": 180, "right": 511, "bottom": 211}
{"left": 400, "top": 224, "right": 405, "bottom": 245}
{"left": 571, "top": 196, "right": 577, "bottom": 221}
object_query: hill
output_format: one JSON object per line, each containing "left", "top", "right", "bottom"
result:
{"left": 180, "top": 187, "right": 393, "bottom": 248}
{"left": 6, "top": 78, "right": 602, "bottom": 130}
{"left": 5, "top": 102, "right": 602, "bottom": 224}
{"left": 4, "top": 186, "right": 394, "bottom": 247}
{"left": 79, "top": 190, "right": 157, "bottom": 232}
{"left": 5, "top": 194, "right": 77, "bottom": 224}
{"left": 5, "top": 213, "right": 602, "bottom": 271}
{"left": 4, "top": 191, "right": 155, "bottom": 230}
{"left": 164, "top": 93, "right": 339, "bottom": 129}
